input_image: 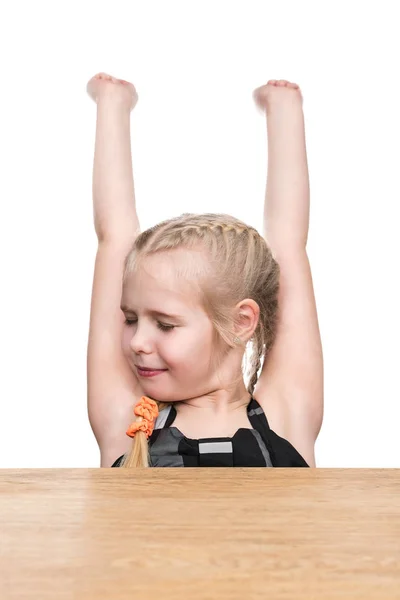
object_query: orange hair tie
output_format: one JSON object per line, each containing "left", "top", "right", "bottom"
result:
{"left": 126, "top": 396, "right": 159, "bottom": 439}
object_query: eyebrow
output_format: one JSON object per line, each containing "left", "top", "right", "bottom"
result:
{"left": 120, "top": 305, "right": 185, "bottom": 321}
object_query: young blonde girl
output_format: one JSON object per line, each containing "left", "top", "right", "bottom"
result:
{"left": 86, "top": 73, "right": 323, "bottom": 468}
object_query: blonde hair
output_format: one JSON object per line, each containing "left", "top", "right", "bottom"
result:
{"left": 119, "top": 213, "right": 280, "bottom": 467}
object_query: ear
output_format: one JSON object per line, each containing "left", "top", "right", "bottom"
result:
{"left": 234, "top": 299, "right": 260, "bottom": 342}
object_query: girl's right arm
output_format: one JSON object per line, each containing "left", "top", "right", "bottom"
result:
{"left": 86, "top": 74, "right": 145, "bottom": 467}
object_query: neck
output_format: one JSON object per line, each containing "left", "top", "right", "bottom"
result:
{"left": 177, "top": 387, "right": 251, "bottom": 417}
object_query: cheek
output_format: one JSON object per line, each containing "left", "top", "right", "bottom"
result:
{"left": 168, "top": 324, "right": 213, "bottom": 370}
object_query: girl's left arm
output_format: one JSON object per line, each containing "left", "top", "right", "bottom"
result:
{"left": 253, "top": 81, "right": 323, "bottom": 466}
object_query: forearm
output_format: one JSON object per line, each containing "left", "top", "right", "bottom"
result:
{"left": 264, "top": 102, "right": 310, "bottom": 250}
{"left": 92, "top": 94, "right": 139, "bottom": 242}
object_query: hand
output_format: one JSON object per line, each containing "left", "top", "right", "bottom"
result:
{"left": 253, "top": 79, "right": 303, "bottom": 114}
{"left": 86, "top": 72, "right": 138, "bottom": 112}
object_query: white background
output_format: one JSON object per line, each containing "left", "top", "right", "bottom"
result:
{"left": 0, "top": 1, "right": 399, "bottom": 468}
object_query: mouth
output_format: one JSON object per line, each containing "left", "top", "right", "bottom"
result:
{"left": 135, "top": 365, "right": 168, "bottom": 378}
{"left": 135, "top": 365, "right": 167, "bottom": 371}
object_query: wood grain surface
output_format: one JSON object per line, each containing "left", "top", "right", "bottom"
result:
{"left": 1, "top": 469, "right": 399, "bottom": 599}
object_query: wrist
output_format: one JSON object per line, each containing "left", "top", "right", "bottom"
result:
{"left": 265, "top": 96, "right": 304, "bottom": 120}
{"left": 96, "top": 88, "right": 134, "bottom": 115}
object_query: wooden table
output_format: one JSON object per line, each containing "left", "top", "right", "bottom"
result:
{"left": 1, "top": 469, "right": 400, "bottom": 599}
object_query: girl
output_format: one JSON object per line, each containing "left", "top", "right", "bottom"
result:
{"left": 86, "top": 73, "right": 323, "bottom": 468}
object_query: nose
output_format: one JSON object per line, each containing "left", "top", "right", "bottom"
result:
{"left": 128, "top": 321, "right": 154, "bottom": 355}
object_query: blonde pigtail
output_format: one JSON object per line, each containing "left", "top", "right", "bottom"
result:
{"left": 120, "top": 398, "right": 171, "bottom": 468}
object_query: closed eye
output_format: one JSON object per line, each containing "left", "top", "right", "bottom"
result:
{"left": 157, "top": 322, "right": 175, "bottom": 332}
{"left": 124, "top": 318, "right": 175, "bottom": 332}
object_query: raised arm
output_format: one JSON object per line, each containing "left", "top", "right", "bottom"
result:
{"left": 86, "top": 73, "right": 144, "bottom": 467}
{"left": 88, "top": 73, "right": 140, "bottom": 241}
{"left": 252, "top": 80, "right": 323, "bottom": 467}
{"left": 260, "top": 80, "right": 309, "bottom": 249}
